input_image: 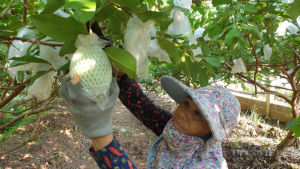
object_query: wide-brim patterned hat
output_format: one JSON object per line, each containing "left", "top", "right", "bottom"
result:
{"left": 160, "top": 76, "right": 241, "bottom": 141}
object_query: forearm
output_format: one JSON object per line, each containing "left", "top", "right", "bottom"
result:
{"left": 90, "top": 133, "right": 114, "bottom": 151}
{"left": 89, "top": 135, "right": 137, "bottom": 169}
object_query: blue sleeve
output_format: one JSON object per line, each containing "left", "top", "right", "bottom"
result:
{"left": 116, "top": 73, "right": 173, "bottom": 136}
{"left": 89, "top": 136, "right": 137, "bottom": 169}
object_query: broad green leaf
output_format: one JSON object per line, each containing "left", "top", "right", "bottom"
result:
{"left": 104, "top": 46, "right": 137, "bottom": 78}
{"left": 13, "top": 1, "right": 26, "bottom": 6}
{"left": 157, "top": 37, "right": 179, "bottom": 65}
{"left": 136, "top": 11, "right": 171, "bottom": 23}
{"left": 240, "top": 6, "right": 257, "bottom": 13}
{"left": 9, "top": 55, "right": 48, "bottom": 63}
{"left": 57, "top": 62, "right": 70, "bottom": 72}
{"left": 30, "top": 14, "right": 88, "bottom": 41}
{"left": 212, "top": 0, "right": 232, "bottom": 7}
{"left": 185, "top": 56, "right": 198, "bottom": 83}
{"left": 22, "top": 34, "right": 36, "bottom": 39}
{"left": 26, "top": 70, "right": 53, "bottom": 87}
{"left": 287, "top": 0, "right": 300, "bottom": 21}
{"left": 95, "top": 0, "right": 115, "bottom": 21}
{"left": 0, "top": 71, "right": 6, "bottom": 77}
{"left": 17, "top": 71, "right": 23, "bottom": 82}
{"left": 156, "top": 19, "right": 174, "bottom": 30}
{"left": 8, "top": 21, "right": 25, "bottom": 31}
{"left": 206, "top": 57, "right": 221, "bottom": 67}
{"left": 241, "top": 24, "right": 261, "bottom": 38}
{"left": 9, "top": 61, "right": 30, "bottom": 68}
{"left": 201, "top": 62, "right": 215, "bottom": 75}
{"left": 201, "top": 42, "right": 210, "bottom": 57}
{"left": 225, "top": 28, "right": 241, "bottom": 45}
{"left": 65, "top": 0, "right": 96, "bottom": 23}
{"left": 286, "top": 121, "right": 300, "bottom": 128}
{"left": 109, "top": 0, "right": 140, "bottom": 9}
{"left": 177, "top": 7, "right": 190, "bottom": 16}
{"left": 59, "top": 40, "right": 76, "bottom": 56}
{"left": 195, "top": 63, "right": 208, "bottom": 87}
{"left": 0, "top": 44, "right": 8, "bottom": 54}
{"left": 108, "top": 11, "right": 129, "bottom": 35}
{"left": 42, "top": 0, "right": 65, "bottom": 14}
{"left": 208, "top": 25, "right": 222, "bottom": 38}
{"left": 292, "top": 124, "right": 300, "bottom": 138}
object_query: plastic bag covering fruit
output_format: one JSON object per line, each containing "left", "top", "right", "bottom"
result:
{"left": 191, "top": 27, "right": 210, "bottom": 62}
{"left": 147, "top": 22, "right": 170, "bottom": 61}
{"left": 39, "top": 37, "right": 68, "bottom": 70}
{"left": 54, "top": 9, "right": 69, "bottom": 18}
{"left": 28, "top": 63, "right": 54, "bottom": 100}
{"left": 124, "top": 15, "right": 154, "bottom": 79}
{"left": 69, "top": 33, "right": 112, "bottom": 110}
{"left": 263, "top": 44, "right": 272, "bottom": 61}
{"left": 167, "top": 0, "right": 193, "bottom": 43}
{"left": 231, "top": 58, "right": 247, "bottom": 74}
{"left": 276, "top": 21, "right": 299, "bottom": 37}
{"left": 297, "top": 15, "right": 300, "bottom": 28}
{"left": 8, "top": 27, "right": 36, "bottom": 82}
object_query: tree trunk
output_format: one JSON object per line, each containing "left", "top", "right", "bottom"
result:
{"left": 270, "top": 102, "right": 298, "bottom": 162}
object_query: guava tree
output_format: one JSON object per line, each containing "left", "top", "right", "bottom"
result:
{"left": 0, "top": 0, "right": 299, "bottom": 163}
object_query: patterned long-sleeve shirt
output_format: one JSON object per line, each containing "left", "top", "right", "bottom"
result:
{"left": 89, "top": 73, "right": 173, "bottom": 168}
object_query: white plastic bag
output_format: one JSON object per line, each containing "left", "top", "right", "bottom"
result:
{"left": 8, "top": 28, "right": 36, "bottom": 81}
{"left": 282, "top": 0, "right": 294, "bottom": 3}
{"left": 231, "top": 58, "right": 247, "bottom": 74}
{"left": 148, "top": 39, "right": 170, "bottom": 61}
{"left": 263, "top": 44, "right": 272, "bottom": 61}
{"left": 194, "top": 27, "right": 210, "bottom": 41}
{"left": 276, "top": 21, "right": 299, "bottom": 37}
{"left": 167, "top": 0, "right": 193, "bottom": 43}
{"left": 124, "top": 15, "right": 154, "bottom": 79}
{"left": 39, "top": 37, "right": 68, "bottom": 70}
{"left": 297, "top": 15, "right": 300, "bottom": 28}
{"left": 54, "top": 9, "right": 69, "bottom": 18}
{"left": 28, "top": 63, "right": 54, "bottom": 100}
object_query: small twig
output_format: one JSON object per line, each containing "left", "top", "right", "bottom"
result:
{"left": 245, "top": 58, "right": 300, "bottom": 68}
{"left": 0, "top": 35, "right": 63, "bottom": 47}
{"left": 23, "top": 0, "right": 28, "bottom": 23}
{"left": 0, "top": 86, "right": 16, "bottom": 91}
{"left": 0, "top": 41, "right": 12, "bottom": 44}
{"left": 247, "top": 34, "right": 259, "bottom": 94}
{"left": 0, "top": 79, "right": 13, "bottom": 101}
{"left": 30, "top": 114, "right": 42, "bottom": 138}
{"left": 0, "top": 0, "right": 16, "bottom": 19}
{"left": 6, "top": 96, "right": 37, "bottom": 111}
{"left": 0, "top": 136, "right": 38, "bottom": 156}
{"left": 110, "top": 2, "right": 133, "bottom": 17}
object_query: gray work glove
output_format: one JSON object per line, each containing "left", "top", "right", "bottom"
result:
{"left": 60, "top": 75, "right": 120, "bottom": 138}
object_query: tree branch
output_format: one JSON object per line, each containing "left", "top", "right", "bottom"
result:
{"left": 6, "top": 96, "right": 36, "bottom": 111}
{"left": 0, "top": 35, "right": 63, "bottom": 47}
{"left": 245, "top": 58, "right": 300, "bottom": 68}
{"left": 247, "top": 34, "right": 259, "bottom": 94}
{"left": 0, "top": 0, "right": 16, "bottom": 19}
{"left": 0, "top": 86, "right": 16, "bottom": 91}
{"left": 0, "top": 80, "right": 13, "bottom": 101}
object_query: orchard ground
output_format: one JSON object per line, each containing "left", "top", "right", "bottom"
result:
{"left": 0, "top": 89, "right": 299, "bottom": 169}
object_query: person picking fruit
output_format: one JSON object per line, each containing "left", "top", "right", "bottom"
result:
{"left": 60, "top": 22, "right": 241, "bottom": 169}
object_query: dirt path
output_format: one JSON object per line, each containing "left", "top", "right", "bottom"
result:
{"left": 0, "top": 91, "right": 299, "bottom": 169}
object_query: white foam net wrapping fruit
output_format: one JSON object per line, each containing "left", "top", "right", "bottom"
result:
{"left": 28, "top": 63, "right": 54, "bottom": 100}
{"left": 124, "top": 15, "right": 154, "bottom": 79}
{"left": 231, "top": 58, "right": 247, "bottom": 74}
{"left": 70, "top": 33, "right": 112, "bottom": 110}
{"left": 8, "top": 27, "right": 36, "bottom": 82}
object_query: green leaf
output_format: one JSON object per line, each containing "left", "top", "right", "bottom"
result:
{"left": 59, "top": 40, "right": 76, "bottom": 56}
{"left": 286, "top": 121, "right": 300, "bottom": 128}
{"left": 26, "top": 70, "right": 53, "bottom": 87}
{"left": 108, "top": 11, "right": 129, "bottom": 35}
{"left": 0, "top": 71, "right": 6, "bottom": 77}
{"left": 9, "top": 61, "right": 30, "bottom": 68}
{"left": 240, "top": 6, "right": 257, "bottom": 13}
{"left": 104, "top": 46, "right": 137, "bottom": 79}
{"left": 22, "top": 34, "right": 36, "bottom": 39}
{"left": 9, "top": 55, "right": 49, "bottom": 63}
{"left": 201, "top": 42, "right": 210, "bottom": 57}
{"left": 225, "top": 28, "right": 241, "bottom": 45}
{"left": 30, "top": 14, "right": 88, "bottom": 41}
{"left": 0, "top": 29, "right": 17, "bottom": 36}
{"left": 292, "top": 124, "right": 300, "bottom": 138}
{"left": 42, "top": 0, "right": 65, "bottom": 14}
{"left": 65, "top": 0, "right": 96, "bottom": 23}
{"left": 57, "top": 62, "right": 70, "bottom": 72}
{"left": 195, "top": 63, "right": 208, "bottom": 87}
{"left": 241, "top": 24, "right": 261, "bottom": 38}
{"left": 136, "top": 11, "right": 171, "bottom": 23}
{"left": 156, "top": 19, "right": 174, "bottom": 30}
{"left": 95, "top": 0, "right": 115, "bottom": 21}
{"left": 287, "top": 0, "right": 300, "bottom": 21}
{"left": 212, "top": 0, "right": 232, "bottom": 7}
{"left": 109, "top": 0, "right": 140, "bottom": 9}
{"left": 208, "top": 25, "right": 222, "bottom": 38}
{"left": 177, "top": 7, "right": 190, "bottom": 16}
{"left": 157, "top": 37, "right": 179, "bottom": 65}
{"left": 205, "top": 57, "right": 221, "bottom": 67}
{"left": 8, "top": 21, "right": 25, "bottom": 31}
{"left": 17, "top": 71, "right": 23, "bottom": 82}
{"left": 13, "top": 1, "right": 26, "bottom": 6}
{"left": 201, "top": 62, "right": 215, "bottom": 75}
{"left": 185, "top": 56, "right": 198, "bottom": 83}
{"left": 0, "top": 44, "right": 8, "bottom": 54}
